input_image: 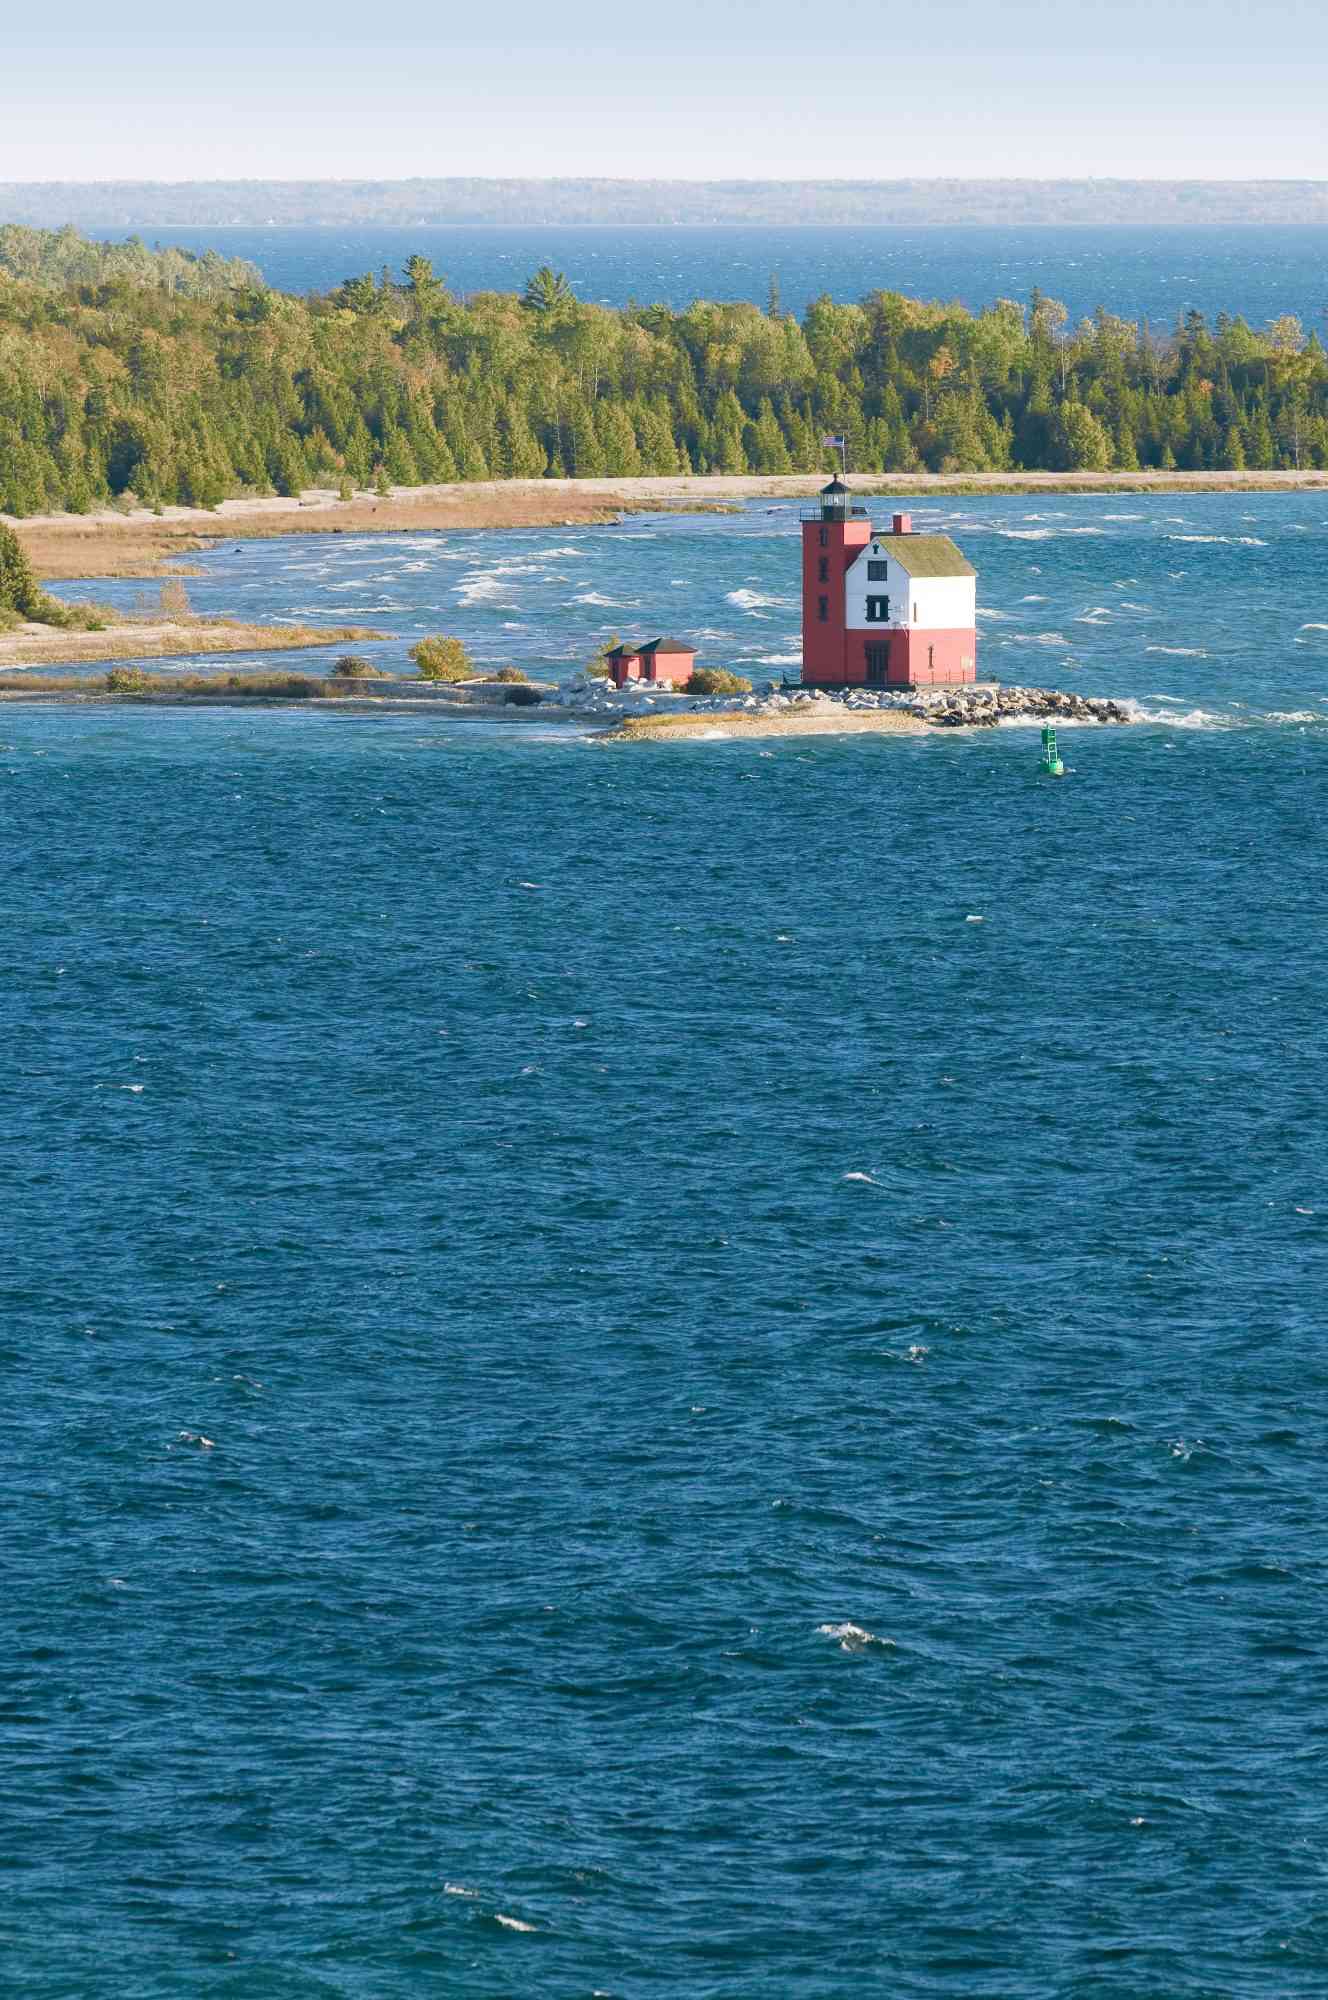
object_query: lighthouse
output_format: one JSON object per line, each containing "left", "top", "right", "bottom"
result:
{"left": 800, "top": 480, "right": 977, "bottom": 688}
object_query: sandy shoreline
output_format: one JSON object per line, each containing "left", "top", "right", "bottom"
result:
{"left": 600, "top": 708, "right": 928, "bottom": 741}
{"left": 0, "top": 618, "right": 387, "bottom": 667}
{"left": 9, "top": 469, "right": 1327, "bottom": 580}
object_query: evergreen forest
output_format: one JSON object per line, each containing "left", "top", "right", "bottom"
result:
{"left": 2, "top": 226, "right": 1326, "bottom": 516}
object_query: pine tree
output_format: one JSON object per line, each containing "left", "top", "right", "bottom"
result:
{"left": 0, "top": 522, "right": 43, "bottom": 615}
{"left": 568, "top": 405, "right": 604, "bottom": 477}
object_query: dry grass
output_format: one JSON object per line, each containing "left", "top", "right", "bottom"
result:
{"left": 0, "top": 618, "right": 387, "bottom": 667}
{"left": 0, "top": 668, "right": 377, "bottom": 699}
{"left": 601, "top": 708, "right": 928, "bottom": 741}
{"left": 11, "top": 485, "right": 729, "bottom": 579}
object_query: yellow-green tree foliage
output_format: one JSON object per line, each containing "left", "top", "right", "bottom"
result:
{"left": 410, "top": 635, "right": 474, "bottom": 682}
{"left": 2, "top": 229, "right": 1328, "bottom": 518}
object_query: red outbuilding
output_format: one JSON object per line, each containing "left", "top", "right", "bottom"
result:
{"left": 800, "top": 479, "right": 977, "bottom": 688}
{"left": 604, "top": 638, "right": 697, "bottom": 688}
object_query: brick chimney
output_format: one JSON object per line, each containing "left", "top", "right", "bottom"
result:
{"left": 892, "top": 512, "right": 912, "bottom": 535}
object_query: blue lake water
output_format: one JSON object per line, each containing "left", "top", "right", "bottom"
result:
{"left": 89, "top": 222, "right": 1328, "bottom": 331}
{"left": 8, "top": 497, "right": 1328, "bottom": 1995}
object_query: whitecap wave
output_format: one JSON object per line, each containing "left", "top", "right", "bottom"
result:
{"left": 1167, "top": 534, "right": 1267, "bottom": 546}
{"left": 817, "top": 1622, "right": 894, "bottom": 1653}
{"left": 756, "top": 653, "right": 801, "bottom": 666}
{"left": 1146, "top": 645, "right": 1208, "bottom": 657}
{"left": 1015, "top": 631, "right": 1071, "bottom": 646}
{"left": 456, "top": 571, "right": 517, "bottom": 606}
{"left": 727, "top": 588, "right": 793, "bottom": 612}
{"left": 1121, "top": 702, "right": 1230, "bottom": 729}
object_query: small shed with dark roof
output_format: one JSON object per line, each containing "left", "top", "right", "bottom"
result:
{"left": 605, "top": 636, "right": 697, "bottom": 688}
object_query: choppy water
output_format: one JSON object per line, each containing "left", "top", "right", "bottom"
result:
{"left": 88, "top": 221, "right": 1328, "bottom": 330}
{"left": 9, "top": 498, "right": 1328, "bottom": 1995}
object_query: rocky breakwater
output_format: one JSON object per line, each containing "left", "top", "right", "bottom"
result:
{"left": 899, "top": 683, "right": 1134, "bottom": 728}
{"left": 566, "top": 675, "right": 1136, "bottom": 739}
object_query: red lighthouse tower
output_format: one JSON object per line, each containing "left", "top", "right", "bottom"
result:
{"left": 801, "top": 477, "right": 872, "bottom": 684}
{"left": 800, "top": 479, "right": 977, "bottom": 689}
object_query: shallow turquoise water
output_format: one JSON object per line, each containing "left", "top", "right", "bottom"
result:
{"left": 7, "top": 502, "right": 1328, "bottom": 1995}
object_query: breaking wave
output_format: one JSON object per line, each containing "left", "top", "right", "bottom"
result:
{"left": 1167, "top": 534, "right": 1268, "bottom": 546}
{"left": 817, "top": 1622, "right": 895, "bottom": 1653}
{"left": 727, "top": 588, "right": 793, "bottom": 612}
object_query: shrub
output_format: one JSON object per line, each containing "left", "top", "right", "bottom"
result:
{"left": 586, "top": 633, "right": 622, "bottom": 678}
{"left": 106, "top": 667, "right": 152, "bottom": 693}
{"left": 330, "top": 653, "right": 387, "bottom": 679}
{"left": 410, "top": 634, "right": 474, "bottom": 683}
{"left": 0, "top": 523, "right": 44, "bottom": 619}
{"left": 494, "top": 665, "right": 528, "bottom": 683}
{"left": 504, "top": 684, "right": 542, "bottom": 706}
{"left": 159, "top": 578, "right": 194, "bottom": 619}
{"left": 686, "top": 667, "right": 752, "bottom": 697}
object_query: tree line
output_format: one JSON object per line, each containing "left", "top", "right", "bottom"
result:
{"left": 1, "top": 228, "right": 1326, "bottom": 516}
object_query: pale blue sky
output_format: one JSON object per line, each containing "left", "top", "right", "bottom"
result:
{"left": 6, "top": 0, "right": 1327, "bottom": 181}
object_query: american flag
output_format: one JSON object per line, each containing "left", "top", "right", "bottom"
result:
{"left": 822, "top": 433, "right": 845, "bottom": 449}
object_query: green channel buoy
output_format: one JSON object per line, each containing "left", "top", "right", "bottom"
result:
{"left": 1039, "top": 725, "right": 1065, "bottom": 778}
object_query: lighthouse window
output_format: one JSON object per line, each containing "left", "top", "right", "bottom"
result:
{"left": 818, "top": 557, "right": 828, "bottom": 582}
{"left": 817, "top": 595, "right": 828, "bottom": 622}
{"left": 867, "top": 561, "right": 889, "bottom": 581}
{"left": 818, "top": 527, "right": 828, "bottom": 548}
{"left": 865, "top": 595, "right": 890, "bottom": 622}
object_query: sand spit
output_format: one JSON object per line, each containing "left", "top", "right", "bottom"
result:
{"left": 0, "top": 678, "right": 1137, "bottom": 735}
{"left": 603, "top": 708, "right": 928, "bottom": 742}
{"left": 11, "top": 468, "right": 1327, "bottom": 579}
{"left": 0, "top": 619, "right": 388, "bottom": 667}
{"left": 9, "top": 485, "right": 734, "bottom": 580}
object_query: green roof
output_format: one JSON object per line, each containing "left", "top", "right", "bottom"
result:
{"left": 870, "top": 533, "right": 975, "bottom": 579}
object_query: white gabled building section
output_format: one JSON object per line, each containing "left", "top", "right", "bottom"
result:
{"left": 844, "top": 534, "right": 977, "bottom": 633}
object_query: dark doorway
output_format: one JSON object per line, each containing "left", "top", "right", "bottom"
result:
{"left": 865, "top": 643, "right": 890, "bottom": 686}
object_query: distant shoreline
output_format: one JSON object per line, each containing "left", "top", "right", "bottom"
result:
{"left": 11, "top": 473, "right": 1328, "bottom": 582}
{"left": 6, "top": 179, "right": 1328, "bottom": 228}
